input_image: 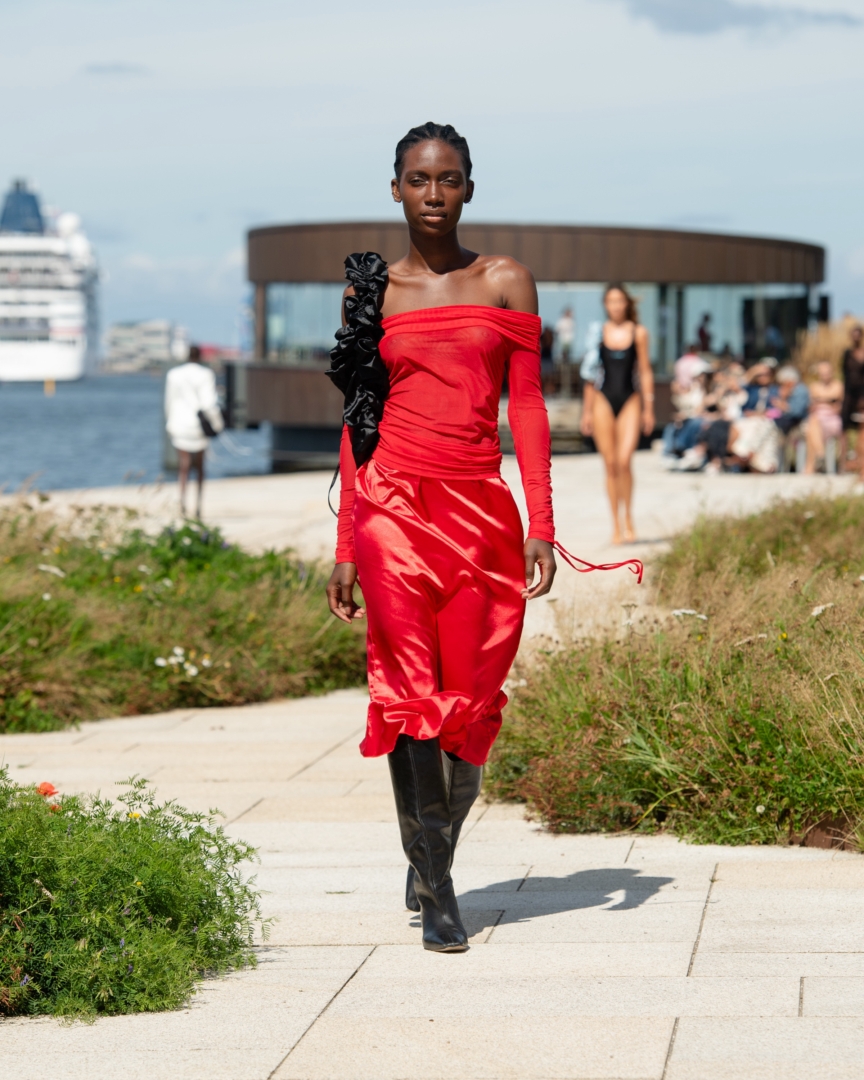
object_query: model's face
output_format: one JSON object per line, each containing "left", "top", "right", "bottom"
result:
{"left": 818, "top": 361, "right": 833, "bottom": 383}
{"left": 604, "top": 289, "right": 628, "bottom": 322}
{"left": 392, "top": 140, "right": 473, "bottom": 236}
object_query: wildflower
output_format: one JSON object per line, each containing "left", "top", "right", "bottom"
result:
{"left": 154, "top": 657, "right": 167, "bottom": 667}
{"left": 135, "top": 880, "right": 143, "bottom": 887}
{"left": 48, "top": 804, "right": 60, "bottom": 812}
{"left": 779, "top": 632, "right": 788, "bottom": 641}
{"left": 184, "top": 663, "right": 199, "bottom": 677}
{"left": 811, "top": 603, "right": 834, "bottom": 618}
{"left": 182, "top": 537, "right": 192, "bottom": 546}
{"left": 113, "top": 576, "right": 122, "bottom": 584}
{"left": 37, "top": 563, "right": 66, "bottom": 578}
{"left": 137, "top": 564, "right": 151, "bottom": 574}
{"left": 119, "top": 938, "right": 125, "bottom": 948}
{"left": 127, "top": 964, "right": 134, "bottom": 973}
{"left": 36, "top": 782, "right": 59, "bottom": 797}
{"left": 42, "top": 593, "right": 51, "bottom": 601}
{"left": 20, "top": 975, "right": 29, "bottom": 986}
{"left": 756, "top": 805, "right": 766, "bottom": 814}
{"left": 128, "top": 811, "right": 141, "bottom": 819}
{"left": 122, "top": 905, "right": 131, "bottom": 915}
{"left": 161, "top": 578, "right": 173, "bottom": 588}
{"left": 202, "top": 656, "right": 212, "bottom": 668}
{"left": 672, "top": 609, "right": 708, "bottom": 621}
{"left": 803, "top": 511, "right": 815, "bottom": 520}
{"left": 133, "top": 584, "right": 144, "bottom": 593}
{"left": 173, "top": 646, "right": 185, "bottom": 657}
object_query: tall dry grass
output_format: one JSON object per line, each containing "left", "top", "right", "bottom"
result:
{"left": 488, "top": 494, "right": 864, "bottom": 847}
{"left": 792, "top": 315, "right": 863, "bottom": 379}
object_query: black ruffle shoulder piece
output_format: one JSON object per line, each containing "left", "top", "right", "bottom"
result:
{"left": 326, "top": 252, "right": 389, "bottom": 467}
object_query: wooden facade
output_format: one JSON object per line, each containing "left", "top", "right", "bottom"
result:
{"left": 248, "top": 221, "right": 825, "bottom": 288}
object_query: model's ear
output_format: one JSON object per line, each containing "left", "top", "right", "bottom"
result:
{"left": 464, "top": 179, "right": 475, "bottom": 205}
{"left": 391, "top": 178, "right": 401, "bottom": 203}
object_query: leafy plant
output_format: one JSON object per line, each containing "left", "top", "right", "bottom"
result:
{"left": 0, "top": 770, "right": 264, "bottom": 1016}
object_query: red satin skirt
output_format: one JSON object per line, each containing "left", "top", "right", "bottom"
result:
{"left": 353, "top": 460, "right": 526, "bottom": 767}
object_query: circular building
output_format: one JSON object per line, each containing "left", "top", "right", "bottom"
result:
{"left": 236, "top": 221, "right": 826, "bottom": 468}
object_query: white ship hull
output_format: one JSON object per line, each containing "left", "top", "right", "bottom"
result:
{"left": 0, "top": 341, "right": 87, "bottom": 381}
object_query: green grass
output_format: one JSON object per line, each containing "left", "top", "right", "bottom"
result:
{"left": 0, "top": 502, "right": 366, "bottom": 733}
{"left": 488, "top": 494, "right": 864, "bottom": 847}
{"left": 0, "top": 771, "right": 264, "bottom": 1016}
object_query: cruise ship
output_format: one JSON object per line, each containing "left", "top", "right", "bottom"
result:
{"left": 0, "top": 180, "right": 99, "bottom": 381}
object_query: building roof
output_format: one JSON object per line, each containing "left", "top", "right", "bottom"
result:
{"left": 248, "top": 221, "right": 825, "bottom": 286}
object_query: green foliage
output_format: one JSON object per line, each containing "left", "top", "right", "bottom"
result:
{"left": 0, "top": 504, "right": 366, "bottom": 732}
{"left": 0, "top": 770, "right": 264, "bottom": 1016}
{"left": 489, "top": 495, "right": 864, "bottom": 847}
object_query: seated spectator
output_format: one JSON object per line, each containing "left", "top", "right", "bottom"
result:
{"left": 768, "top": 366, "right": 809, "bottom": 435}
{"left": 728, "top": 415, "right": 780, "bottom": 473}
{"left": 674, "top": 345, "right": 706, "bottom": 390}
{"left": 804, "top": 360, "right": 844, "bottom": 474}
{"left": 743, "top": 360, "right": 777, "bottom": 414}
{"left": 663, "top": 360, "right": 712, "bottom": 462}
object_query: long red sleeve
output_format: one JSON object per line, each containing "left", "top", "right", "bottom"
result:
{"left": 335, "top": 424, "right": 357, "bottom": 563}
{"left": 507, "top": 347, "right": 555, "bottom": 543}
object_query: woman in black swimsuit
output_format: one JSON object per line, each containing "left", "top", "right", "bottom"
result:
{"left": 580, "top": 284, "right": 655, "bottom": 544}
{"left": 841, "top": 324, "right": 864, "bottom": 481}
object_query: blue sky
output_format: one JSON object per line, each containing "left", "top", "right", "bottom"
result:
{"left": 2, "top": 0, "right": 862, "bottom": 344}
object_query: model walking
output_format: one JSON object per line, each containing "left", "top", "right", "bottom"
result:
{"left": 325, "top": 122, "right": 556, "bottom": 952}
{"left": 580, "top": 286, "right": 655, "bottom": 543}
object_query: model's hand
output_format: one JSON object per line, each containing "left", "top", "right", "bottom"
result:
{"left": 326, "top": 562, "right": 366, "bottom": 623}
{"left": 642, "top": 408, "right": 655, "bottom": 437}
{"left": 522, "top": 539, "right": 556, "bottom": 600}
{"left": 580, "top": 411, "right": 593, "bottom": 437}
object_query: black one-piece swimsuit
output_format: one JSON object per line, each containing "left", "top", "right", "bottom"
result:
{"left": 598, "top": 335, "right": 638, "bottom": 417}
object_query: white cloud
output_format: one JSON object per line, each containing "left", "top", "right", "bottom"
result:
{"left": 616, "top": 0, "right": 861, "bottom": 33}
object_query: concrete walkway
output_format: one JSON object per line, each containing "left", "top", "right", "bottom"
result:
{"left": 3, "top": 690, "right": 864, "bottom": 1079}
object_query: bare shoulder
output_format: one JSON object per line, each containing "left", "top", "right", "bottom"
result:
{"left": 480, "top": 255, "right": 537, "bottom": 314}
{"left": 634, "top": 323, "right": 650, "bottom": 343}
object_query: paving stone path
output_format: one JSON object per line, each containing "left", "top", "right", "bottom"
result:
{"left": 3, "top": 690, "right": 864, "bottom": 1079}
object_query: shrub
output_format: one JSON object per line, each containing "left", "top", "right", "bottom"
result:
{"left": 488, "top": 495, "right": 864, "bottom": 847}
{"left": 0, "top": 771, "right": 264, "bottom": 1016}
{"left": 0, "top": 503, "right": 366, "bottom": 732}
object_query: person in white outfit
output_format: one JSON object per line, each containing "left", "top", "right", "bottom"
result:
{"left": 164, "top": 345, "right": 223, "bottom": 519}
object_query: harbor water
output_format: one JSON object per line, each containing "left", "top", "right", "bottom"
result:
{"left": 0, "top": 374, "right": 271, "bottom": 492}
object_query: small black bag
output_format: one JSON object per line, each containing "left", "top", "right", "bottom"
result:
{"left": 197, "top": 409, "right": 217, "bottom": 438}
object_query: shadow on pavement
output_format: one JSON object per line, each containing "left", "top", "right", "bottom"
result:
{"left": 459, "top": 867, "right": 675, "bottom": 922}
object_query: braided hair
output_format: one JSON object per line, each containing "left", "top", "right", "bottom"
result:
{"left": 394, "top": 122, "right": 473, "bottom": 181}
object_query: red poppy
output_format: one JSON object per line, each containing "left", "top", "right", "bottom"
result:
{"left": 48, "top": 804, "right": 61, "bottom": 813}
{"left": 36, "top": 782, "right": 59, "bottom": 797}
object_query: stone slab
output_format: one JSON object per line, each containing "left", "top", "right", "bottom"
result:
{"left": 274, "top": 1015, "right": 675, "bottom": 1080}
{"left": 667, "top": 1017, "right": 864, "bottom": 1079}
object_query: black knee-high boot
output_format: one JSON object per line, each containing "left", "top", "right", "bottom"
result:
{"left": 388, "top": 734, "right": 468, "bottom": 952}
{"left": 405, "top": 750, "right": 483, "bottom": 914}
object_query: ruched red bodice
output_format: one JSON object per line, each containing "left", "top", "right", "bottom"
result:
{"left": 336, "top": 305, "right": 554, "bottom": 561}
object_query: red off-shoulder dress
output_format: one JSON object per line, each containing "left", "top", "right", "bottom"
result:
{"left": 336, "top": 305, "right": 554, "bottom": 766}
